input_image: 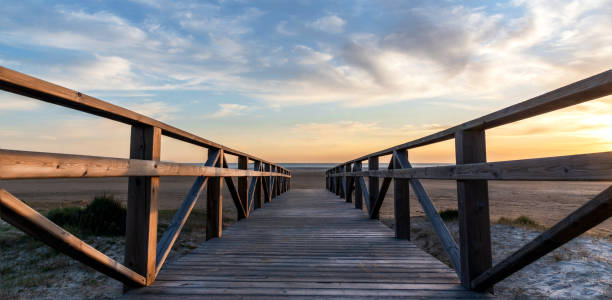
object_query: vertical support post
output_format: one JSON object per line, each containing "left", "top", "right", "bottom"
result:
{"left": 334, "top": 168, "right": 342, "bottom": 196}
{"left": 125, "top": 125, "right": 161, "bottom": 286}
{"left": 368, "top": 157, "right": 379, "bottom": 215}
{"left": 254, "top": 162, "right": 263, "bottom": 210}
{"left": 345, "top": 164, "right": 352, "bottom": 203}
{"left": 326, "top": 172, "right": 329, "bottom": 191}
{"left": 455, "top": 130, "right": 492, "bottom": 290}
{"left": 393, "top": 150, "right": 411, "bottom": 240}
{"left": 354, "top": 162, "right": 363, "bottom": 210}
{"left": 238, "top": 156, "right": 248, "bottom": 217}
{"left": 264, "top": 164, "right": 271, "bottom": 203}
{"left": 206, "top": 150, "right": 224, "bottom": 240}
{"left": 271, "top": 166, "right": 277, "bottom": 199}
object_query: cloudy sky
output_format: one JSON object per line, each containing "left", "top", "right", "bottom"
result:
{"left": 1, "top": 0, "right": 611, "bottom": 163}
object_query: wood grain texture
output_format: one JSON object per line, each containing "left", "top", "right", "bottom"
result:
{"left": 155, "top": 149, "right": 220, "bottom": 275}
{"left": 393, "top": 150, "right": 410, "bottom": 240}
{"left": 0, "top": 149, "right": 290, "bottom": 180}
{"left": 327, "top": 151, "right": 612, "bottom": 181}
{"left": 455, "top": 130, "right": 492, "bottom": 289}
{"left": 368, "top": 157, "right": 379, "bottom": 214}
{"left": 329, "top": 68, "right": 612, "bottom": 169}
{"left": 125, "top": 125, "right": 161, "bottom": 285}
{"left": 0, "top": 66, "right": 289, "bottom": 173}
{"left": 124, "top": 189, "right": 491, "bottom": 299}
{"left": 206, "top": 152, "right": 224, "bottom": 241}
{"left": 471, "top": 185, "right": 612, "bottom": 291}
{"left": 395, "top": 154, "right": 461, "bottom": 275}
{"left": 0, "top": 189, "right": 146, "bottom": 286}
{"left": 354, "top": 162, "right": 363, "bottom": 210}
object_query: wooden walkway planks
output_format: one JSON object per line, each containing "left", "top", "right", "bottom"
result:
{"left": 123, "top": 189, "right": 493, "bottom": 299}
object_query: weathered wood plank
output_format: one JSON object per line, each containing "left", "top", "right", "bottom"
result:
{"left": 394, "top": 154, "right": 461, "bottom": 275}
{"left": 238, "top": 156, "right": 249, "bottom": 217}
{"left": 0, "top": 149, "right": 290, "bottom": 180}
{"left": 155, "top": 149, "right": 220, "bottom": 275}
{"left": 368, "top": 157, "right": 379, "bottom": 214}
{"left": 455, "top": 130, "right": 492, "bottom": 289}
{"left": 124, "top": 189, "right": 489, "bottom": 299}
{"left": 0, "top": 66, "right": 289, "bottom": 172}
{"left": 393, "top": 150, "right": 410, "bottom": 240}
{"left": 329, "top": 69, "right": 612, "bottom": 168}
{"left": 125, "top": 125, "right": 160, "bottom": 285}
{"left": 222, "top": 156, "right": 247, "bottom": 220}
{"left": 327, "top": 151, "right": 612, "bottom": 181}
{"left": 206, "top": 152, "right": 224, "bottom": 240}
{"left": 357, "top": 176, "right": 370, "bottom": 214}
{"left": 354, "top": 162, "right": 363, "bottom": 210}
{"left": 471, "top": 185, "right": 612, "bottom": 291}
{"left": 0, "top": 189, "right": 146, "bottom": 286}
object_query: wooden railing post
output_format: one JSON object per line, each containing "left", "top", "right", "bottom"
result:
{"left": 206, "top": 150, "right": 224, "bottom": 240}
{"left": 345, "top": 164, "right": 352, "bottom": 203}
{"left": 393, "top": 150, "right": 411, "bottom": 240}
{"left": 368, "top": 157, "right": 379, "bottom": 216}
{"left": 238, "top": 156, "right": 248, "bottom": 217}
{"left": 254, "top": 162, "right": 263, "bottom": 210}
{"left": 335, "top": 167, "right": 341, "bottom": 197}
{"left": 455, "top": 130, "right": 492, "bottom": 290}
{"left": 125, "top": 125, "right": 161, "bottom": 286}
{"left": 264, "top": 164, "right": 271, "bottom": 203}
{"left": 354, "top": 162, "right": 363, "bottom": 210}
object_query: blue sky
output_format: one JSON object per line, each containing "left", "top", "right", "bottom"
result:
{"left": 1, "top": 0, "right": 611, "bottom": 163}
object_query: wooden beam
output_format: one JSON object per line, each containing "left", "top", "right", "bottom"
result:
{"left": 155, "top": 149, "right": 220, "bottom": 275}
{"left": 0, "top": 189, "right": 146, "bottom": 286}
{"left": 471, "top": 185, "right": 612, "bottom": 291}
{"left": 264, "top": 164, "right": 271, "bottom": 203}
{"left": 125, "top": 125, "right": 160, "bottom": 285}
{"left": 206, "top": 151, "right": 224, "bottom": 240}
{"left": 354, "top": 162, "right": 363, "bottom": 210}
{"left": 344, "top": 164, "right": 351, "bottom": 203}
{"left": 395, "top": 153, "right": 461, "bottom": 275}
{"left": 251, "top": 161, "right": 263, "bottom": 210}
{"left": 238, "top": 156, "right": 248, "bottom": 217}
{"left": 0, "top": 67, "right": 289, "bottom": 172}
{"left": 393, "top": 150, "right": 410, "bottom": 240}
{"left": 368, "top": 157, "right": 379, "bottom": 214}
{"left": 0, "top": 149, "right": 290, "bottom": 180}
{"left": 357, "top": 176, "right": 371, "bottom": 215}
{"left": 328, "top": 69, "right": 612, "bottom": 169}
{"left": 222, "top": 156, "right": 246, "bottom": 220}
{"left": 327, "top": 151, "right": 612, "bottom": 181}
{"left": 455, "top": 129, "right": 491, "bottom": 289}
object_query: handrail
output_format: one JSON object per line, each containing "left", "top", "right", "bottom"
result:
{"left": 0, "top": 66, "right": 288, "bottom": 172}
{"left": 0, "top": 66, "right": 291, "bottom": 288}
{"left": 325, "top": 69, "right": 612, "bottom": 292}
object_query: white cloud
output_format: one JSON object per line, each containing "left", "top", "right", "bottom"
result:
{"left": 209, "top": 103, "right": 249, "bottom": 118}
{"left": 0, "top": 98, "right": 40, "bottom": 111}
{"left": 308, "top": 15, "right": 346, "bottom": 34}
{"left": 275, "top": 21, "right": 295, "bottom": 36}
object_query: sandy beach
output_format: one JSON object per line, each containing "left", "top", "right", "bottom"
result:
{"left": 2, "top": 167, "right": 610, "bottom": 236}
{"left": 1, "top": 168, "right": 611, "bottom": 298}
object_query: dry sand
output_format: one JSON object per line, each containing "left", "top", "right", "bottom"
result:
{"left": 1, "top": 168, "right": 611, "bottom": 298}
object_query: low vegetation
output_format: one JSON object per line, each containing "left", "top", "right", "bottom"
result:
{"left": 47, "top": 195, "right": 126, "bottom": 236}
{"left": 495, "top": 215, "right": 545, "bottom": 230}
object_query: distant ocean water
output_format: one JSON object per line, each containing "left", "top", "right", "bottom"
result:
{"left": 200, "top": 163, "right": 451, "bottom": 169}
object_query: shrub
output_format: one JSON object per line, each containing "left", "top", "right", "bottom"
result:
{"left": 496, "top": 215, "right": 544, "bottom": 230}
{"left": 80, "top": 195, "right": 126, "bottom": 236}
{"left": 46, "top": 195, "right": 126, "bottom": 236}
{"left": 439, "top": 209, "right": 458, "bottom": 221}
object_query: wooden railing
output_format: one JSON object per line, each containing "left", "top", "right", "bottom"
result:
{"left": 0, "top": 66, "right": 291, "bottom": 287}
{"left": 325, "top": 69, "right": 612, "bottom": 292}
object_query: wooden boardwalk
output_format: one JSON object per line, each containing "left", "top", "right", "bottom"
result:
{"left": 123, "top": 189, "right": 492, "bottom": 299}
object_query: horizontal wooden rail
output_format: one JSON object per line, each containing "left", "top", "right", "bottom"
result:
{"left": 0, "top": 189, "right": 146, "bottom": 286}
{"left": 471, "top": 185, "right": 612, "bottom": 291}
{"left": 0, "top": 149, "right": 291, "bottom": 180}
{"left": 328, "top": 151, "right": 612, "bottom": 181}
{"left": 0, "top": 66, "right": 288, "bottom": 173}
{"left": 326, "top": 70, "right": 612, "bottom": 293}
{"left": 331, "top": 69, "right": 612, "bottom": 168}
